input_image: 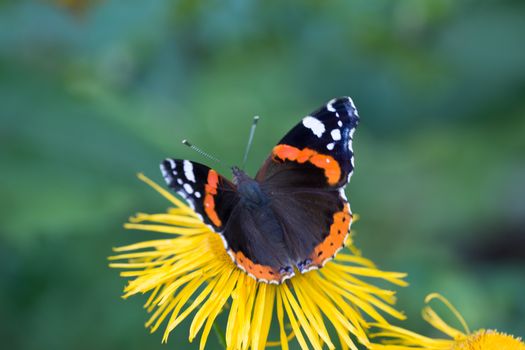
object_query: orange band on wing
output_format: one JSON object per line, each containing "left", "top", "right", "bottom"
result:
{"left": 231, "top": 250, "right": 283, "bottom": 283}
{"left": 309, "top": 203, "right": 352, "bottom": 266}
{"left": 204, "top": 169, "right": 222, "bottom": 227}
{"left": 272, "top": 144, "right": 341, "bottom": 185}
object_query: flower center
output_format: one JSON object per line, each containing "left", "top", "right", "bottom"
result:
{"left": 452, "top": 330, "right": 525, "bottom": 350}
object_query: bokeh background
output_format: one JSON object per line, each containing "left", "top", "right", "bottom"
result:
{"left": 1, "top": 0, "right": 524, "bottom": 349}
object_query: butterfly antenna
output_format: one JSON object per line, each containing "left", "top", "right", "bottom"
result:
{"left": 182, "top": 139, "right": 221, "bottom": 164}
{"left": 242, "top": 115, "right": 260, "bottom": 170}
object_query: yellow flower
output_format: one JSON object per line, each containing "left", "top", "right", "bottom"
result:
{"left": 452, "top": 330, "right": 525, "bottom": 350}
{"left": 110, "top": 174, "right": 408, "bottom": 350}
{"left": 370, "top": 293, "right": 525, "bottom": 350}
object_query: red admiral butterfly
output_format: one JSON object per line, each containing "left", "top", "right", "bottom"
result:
{"left": 161, "top": 97, "right": 359, "bottom": 284}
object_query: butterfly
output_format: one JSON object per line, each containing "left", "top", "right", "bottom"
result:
{"left": 160, "top": 97, "right": 359, "bottom": 284}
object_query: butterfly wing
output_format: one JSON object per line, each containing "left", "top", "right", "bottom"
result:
{"left": 256, "top": 97, "right": 359, "bottom": 272}
{"left": 221, "top": 202, "right": 295, "bottom": 284}
{"left": 257, "top": 96, "right": 359, "bottom": 187}
{"left": 161, "top": 159, "right": 292, "bottom": 284}
{"left": 160, "top": 159, "right": 238, "bottom": 232}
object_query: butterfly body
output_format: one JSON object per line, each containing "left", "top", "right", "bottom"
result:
{"left": 233, "top": 167, "right": 269, "bottom": 208}
{"left": 161, "top": 97, "right": 359, "bottom": 284}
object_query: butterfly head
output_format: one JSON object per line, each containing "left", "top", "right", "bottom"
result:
{"left": 231, "top": 166, "right": 247, "bottom": 183}
{"left": 232, "top": 166, "right": 269, "bottom": 208}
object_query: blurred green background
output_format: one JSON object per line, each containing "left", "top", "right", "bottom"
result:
{"left": 1, "top": 0, "right": 524, "bottom": 349}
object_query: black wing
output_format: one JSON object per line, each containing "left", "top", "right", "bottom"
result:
{"left": 256, "top": 96, "right": 359, "bottom": 188}
{"left": 256, "top": 97, "right": 359, "bottom": 271}
{"left": 160, "top": 159, "right": 237, "bottom": 232}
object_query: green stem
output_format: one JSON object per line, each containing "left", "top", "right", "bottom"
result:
{"left": 212, "top": 321, "right": 227, "bottom": 349}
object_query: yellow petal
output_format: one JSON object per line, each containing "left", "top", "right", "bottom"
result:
{"left": 137, "top": 173, "right": 197, "bottom": 217}
{"left": 130, "top": 213, "right": 204, "bottom": 227}
{"left": 291, "top": 277, "right": 335, "bottom": 349}
{"left": 163, "top": 274, "right": 218, "bottom": 338}
{"left": 276, "top": 289, "right": 289, "bottom": 350}
{"left": 281, "top": 283, "right": 323, "bottom": 350}
{"left": 301, "top": 275, "right": 362, "bottom": 350}
{"left": 250, "top": 283, "right": 276, "bottom": 350}
{"left": 279, "top": 288, "right": 310, "bottom": 350}
{"left": 239, "top": 278, "right": 257, "bottom": 350}
{"left": 225, "top": 272, "right": 244, "bottom": 350}
{"left": 124, "top": 223, "right": 207, "bottom": 235}
{"left": 197, "top": 270, "right": 240, "bottom": 350}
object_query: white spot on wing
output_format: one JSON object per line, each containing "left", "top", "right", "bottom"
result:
{"left": 327, "top": 142, "right": 335, "bottom": 150}
{"left": 338, "top": 120, "right": 343, "bottom": 127}
{"left": 348, "top": 129, "right": 355, "bottom": 151}
{"left": 177, "top": 191, "right": 195, "bottom": 210}
{"left": 347, "top": 96, "right": 356, "bottom": 109}
{"left": 160, "top": 164, "right": 168, "bottom": 177}
{"left": 302, "top": 116, "right": 325, "bottom": 138}
{"left": 280, "top": 273, "right": 295, "bottom": 283}
{"left": 167, "top": 159, "right": 176, "bottom": 168}
{"left": 327, "top": 99, "right": 336, "bottom": 112}
{"left": 183, "top": 183, "right": 194, "bottom": 194}
{"left": 301, "top": 265, "right": 318, "bottom": 273}
{"left": 339, "top": 188, "right": 348, "bottom": 201}
{"left": 331, "top": 129, "right": 341, "bottom": 141}
{"left": 183, "top": 160, "right": 196, "bottom": 182}
{"left": 227, "top": 249, "right": 236, "bottom": 262}
{"left": 177, "top": 178, "right": 183, "bottom": 185}
{"left": 219, "top": 235, "right": 228, "bottom": 250}
{"left": 195, "top": 191, "right": 201, "bottom": 198}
